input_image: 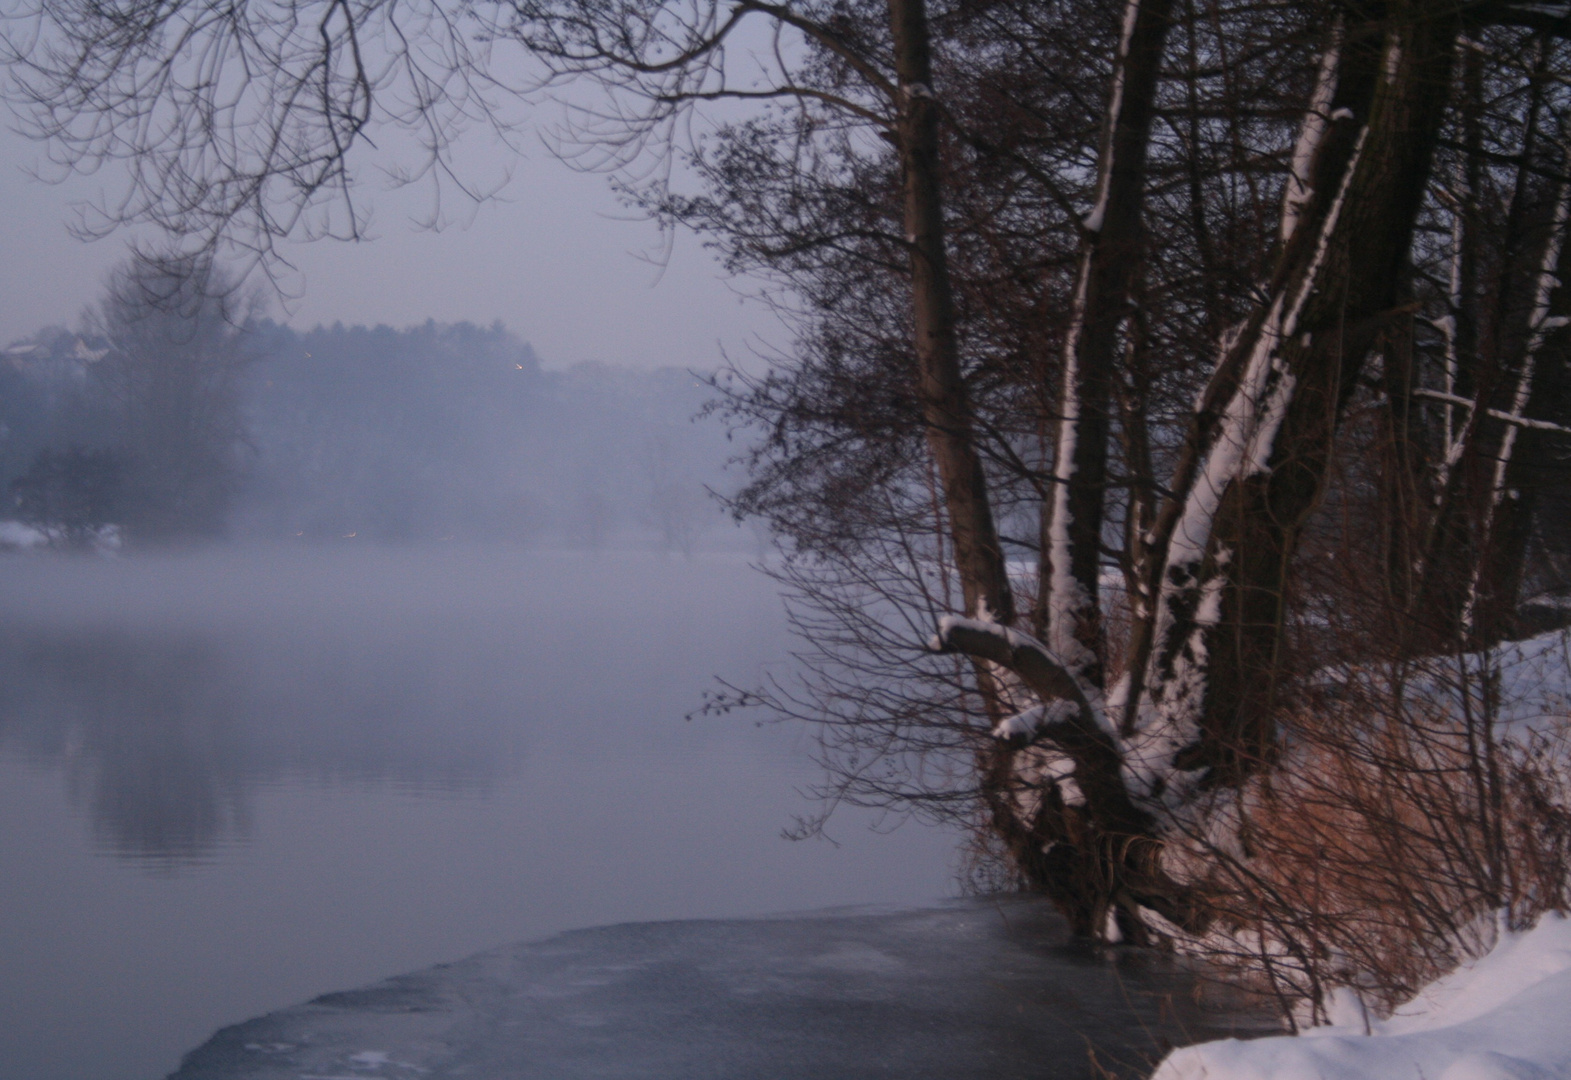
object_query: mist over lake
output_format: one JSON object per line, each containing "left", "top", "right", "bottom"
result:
{"left": 0, "top": 547, "right": 962, "bottom": 1080}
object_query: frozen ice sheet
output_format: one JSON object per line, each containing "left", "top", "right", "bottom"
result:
{"left": 170, "top": 898, "right": 1275, "bottom": 1080}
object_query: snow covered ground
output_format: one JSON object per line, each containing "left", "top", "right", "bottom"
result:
{"left": 1154, "top": 913, "right": 1571, "bottom": 1080}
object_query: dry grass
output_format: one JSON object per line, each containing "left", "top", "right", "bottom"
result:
{"left": 1168, "top": 652, "right": 1571, "bottom": 1025}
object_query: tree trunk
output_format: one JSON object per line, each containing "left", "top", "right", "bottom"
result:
{"left": 1123, "top": 1, "right": 1458, "bottom": 793}
{"left": 947, "top": 1, "right": 1460, "bottom": 938}
{"left": 888, "top": 0, "right": 1013, "bottom": 629}
{"left": 1039, "top": 0, "right": 1176, "bottom": 690}
{"left": 1410, "top": 42, "right": 1565, "bottom": 650}
{"left": 1466, "top": 179, "right": 1571, "bottom": 641}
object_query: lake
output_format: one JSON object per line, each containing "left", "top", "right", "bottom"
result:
{"left": 0, "top": 548, "right": 965, "bottom": 1080}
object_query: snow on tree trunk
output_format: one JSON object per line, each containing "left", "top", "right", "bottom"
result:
{"left": 1124, "top": 6, "right": 1458, "bottom": 797}
{"left": 1040, "top": 0, "right": 1175, "bottom": 692}
{"left": 1462, "top": 179, "right": 1571, "bottom": 637}
{"left": 1280, "top": 21, "right": 1342, "bottom": 246}
{"left": 931, "top": 0, "right": 1459, "bottom": 941}
{"left": 1412, "top": 50, "right": 1565, "bottom": 651}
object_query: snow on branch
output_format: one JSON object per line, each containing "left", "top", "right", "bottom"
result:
{"left": 1123, "top": 111, "right": 1377, "bottom": 794}
{"left": 1081, "top": 0, "right": 1143, "bottom": 234}
{"left": 929, "top": 615, "right": 1110, "bottom": 740}
{"left": 1412, "top": 386, "right": 1571, "bottom": 435}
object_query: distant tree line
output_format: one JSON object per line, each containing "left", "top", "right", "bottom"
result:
{"left": 2, "top": 256, "right": 732, "bottom": 551}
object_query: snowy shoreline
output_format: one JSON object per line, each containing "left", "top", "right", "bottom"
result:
{"left": 1154, "top": 913, "right": 1571, "bottom": 1080}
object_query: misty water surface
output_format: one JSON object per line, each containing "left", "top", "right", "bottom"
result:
{"left": 0, "top": 547, "right": 961, "bottom": 1080}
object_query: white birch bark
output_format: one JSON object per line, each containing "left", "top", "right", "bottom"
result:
{"left": 1125, "top": 69, "right": 1378, "bottom": 800}
{"left": 1460, "top": 180, "right": 1571, "bottom": 634}
{"left": 1046, "top": 267, "right": 1099, "bottom": 680}
{"left": 1043, "top": 0, "right": 1155, "bottom": 687}
{"left": 1281, "top": 23, "right": 1343, "bottom": 245}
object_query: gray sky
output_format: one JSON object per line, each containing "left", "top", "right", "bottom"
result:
{"left": 0, "top": 122, "right": 781, "bottom": 371}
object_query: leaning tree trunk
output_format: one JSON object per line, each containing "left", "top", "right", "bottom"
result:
{"left": 883, "top": 0, "right": 1139, "bottom": 933}
{"left": 980, "top": 0, "right": 1187, "bottom": 940}
{"left": 888, "top": 0, "right": 1013, "bottom": 632}
{"left": 1120, "top": 0, "right": 1459, "bottom": 794}
{"left": 939, "top": 0, "right": 1460, "bottom": 941}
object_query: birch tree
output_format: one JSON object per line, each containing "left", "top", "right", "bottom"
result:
{"left": 1040, "top": 0, "right": 1175, "bottom": 692}
{"left": 1398, "top": 33, "right": 1571, "bottom": 650}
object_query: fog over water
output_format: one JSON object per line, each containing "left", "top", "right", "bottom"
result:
{"left": 0, "top": 547, "right": 962, "bottom": 1080}
{"left": 0, "top": 292, "right": 1274, "bottom": 1080}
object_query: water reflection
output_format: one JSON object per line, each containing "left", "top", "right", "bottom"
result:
{"left": 0, "top": 550, "right": 965, "bottom": 1080}
{"left": 0, "top": 618, "right": 515, "bottom": 867}
{"left": 0, "top": 630, "right": 252, "bottom": 866}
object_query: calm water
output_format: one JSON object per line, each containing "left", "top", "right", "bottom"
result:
{"left": 171, "top": 899, "right": 1269, "bottom": 1080}
{"left": 0, "top": 549, "right": 962, "bottom": 1080}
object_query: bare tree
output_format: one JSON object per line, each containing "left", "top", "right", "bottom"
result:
{"left": 88, "top": 252, "right": 257, "bottom": 540}
{"left": 4, "top": 0, "right": 511, "bottom": 266}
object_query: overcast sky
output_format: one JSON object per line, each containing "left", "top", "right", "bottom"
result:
{"left": 0, "top": 119, "right": 782, "bottom": 372}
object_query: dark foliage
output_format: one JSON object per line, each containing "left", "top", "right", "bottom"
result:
{"left": 10, "top": 446, "right": 124, "bottom": 547}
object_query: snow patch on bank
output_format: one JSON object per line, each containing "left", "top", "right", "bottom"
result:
{"left": 0, "top": 520, "right": 121, "bottom": 553}
{"left": 0, "top": 521, "right": 49, "bottom": 550}
{"left": 1153, "top": 913, "right": 1571, "bottom": 1080}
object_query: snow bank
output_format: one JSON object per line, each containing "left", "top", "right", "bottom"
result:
{"left": 1492, "top": 630, "right": 1571, "bottom": 740}
{"left": 0, "top": 520, "right": 121, "bottom": 553}
{"left": 0, "top": 521, "right": 48, "bottom": 550}
{"left": 1153, "top": 913, "right": 1571, "bottom": 1080}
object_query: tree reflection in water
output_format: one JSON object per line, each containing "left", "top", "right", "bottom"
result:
{"left": 0, "top": 625, "right": 509, "bottom": 869}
